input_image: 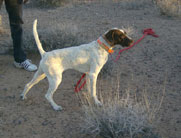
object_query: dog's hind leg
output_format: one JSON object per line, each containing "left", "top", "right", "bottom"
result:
{"left": 20, "top": 67, "right": 46, "bottom": 100}
{"left": 45, "top": 74, "right": 62, "bottom": 111}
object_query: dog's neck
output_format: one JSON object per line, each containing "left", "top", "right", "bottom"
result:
{"left": 97, "top": 37, "right": 114, "bottom": 54}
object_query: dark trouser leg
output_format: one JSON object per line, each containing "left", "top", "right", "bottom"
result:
{"left": 0, "top": 0, "right": 3, "bottom": 9}
{"left": 10, "top": 24, "right": 26, "bottom": 62}
{"left": 5, "top": 0, "right": 26, "bottom": 63}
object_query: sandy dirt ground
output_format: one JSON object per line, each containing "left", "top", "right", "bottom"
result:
{"left": 0, "top": 1, "right": 181, "bottom": 138}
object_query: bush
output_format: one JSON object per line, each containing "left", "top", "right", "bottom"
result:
{"left": 78, "top": 75, "right": 165, "bottom": 138}
{"left": 0, "top": 15, "right": 3, "bottom": 34}
{"left": 154, "top": 0, "right": 181, "bottom": 17}
{"left": 32, "top": 0, "right": 154, "bottom": 9}
{"left": 80, "top": 95, "right": 161, "bottom": 137}
{"left": 23, "top": 21, "right": 84, "bottom": 52}
{"left": 32, "top": 0, "right": 68, "bottom": 7}
{"left": 119, "top": 0, "right": 154, "bottom": 10}
{"left": 32, "top": 0, "right": 101, "bottom": 7}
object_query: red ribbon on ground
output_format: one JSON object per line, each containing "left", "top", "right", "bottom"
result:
{"left": 75, "top": 28, "right": 158, "bottom": 93}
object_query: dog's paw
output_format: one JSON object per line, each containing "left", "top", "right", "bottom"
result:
{"left": 20, "top": 94, "right": 27, "bottom": 100}
{"left": 53, "top": 105, "right": 63, "bottom": 111}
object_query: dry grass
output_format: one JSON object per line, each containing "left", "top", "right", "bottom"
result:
{"left": 77, "top": 74, "right": 165, "bottom": 138}
{"left": 31, "top": 0, "right": 153, "bottom": 9}
{"left": 0, "top": 15, "right": 4, "bottom": 34}
{"left": 23, "top": 21, "right": 84, "bottom": 52}
{"left": 31, "top": 0, "right": 105, "bottom": 7}
{"left": 119, "top": 0, "right": 154, "bottom": 10}
{"left": 154, "top": 0, "right": 181, "bottom": 17}
{"left": 31, "top": 0, "right": 181, "bottom": 17}
{"left": 31, "top": 0, "right": 68, "bottom": 7}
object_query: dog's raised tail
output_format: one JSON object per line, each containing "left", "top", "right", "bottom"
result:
{"left": 33, "top": 19, "right": 45, "bottom": 57}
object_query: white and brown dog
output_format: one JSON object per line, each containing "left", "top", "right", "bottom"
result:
{"left": 20, "top": 19, "right": 133, "bottom": 111}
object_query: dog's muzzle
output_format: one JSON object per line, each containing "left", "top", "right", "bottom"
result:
{"left": 122, "top": 38, "right": 134, "bottom": 47}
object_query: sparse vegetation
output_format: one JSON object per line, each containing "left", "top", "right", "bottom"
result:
{"left": 77, "top": 75, "right": 165, "bottom": 138}
{"left": 32, "top": 0, "right": 181, "bottom": 18}
{"left": 154, "top": 0, "right": 181, "bottom": 17}
{"left": 23, "top": 21, "right": 83, "bottom": 52}
{"left": 32, "top": 0, "right": 153, "bottom": 8}
{"left": 32, "top": 0, "right": 68, "bottom": 7}
{"left": 0, "top": 15, "right": 3, "bottom": 34}
{"left": 0, "top": 0, "right": 180, "bottom": 137}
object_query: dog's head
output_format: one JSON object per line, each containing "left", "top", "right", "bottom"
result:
{"left": 103, "top": 28, "right": 134, "bottom": 47}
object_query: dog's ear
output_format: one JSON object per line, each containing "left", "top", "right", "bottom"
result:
{"left": 104, "top": 30, "right": 116, "bottom": 46}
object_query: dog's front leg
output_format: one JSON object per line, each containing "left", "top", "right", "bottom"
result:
{"left": 88, "top": 73, "right": 102, "bottom": 106}
{"left": 86, "top": 74, "right": 91, "bottom": 94}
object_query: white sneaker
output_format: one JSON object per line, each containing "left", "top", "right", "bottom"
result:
{"left": 14, "top": 59, "right": 37, "bottom": 72}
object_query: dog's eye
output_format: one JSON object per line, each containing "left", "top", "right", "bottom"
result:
{"left": 119, "top": 37, "right": 124, "bottom": 42}
{"left": 120, "top": 35, "right": 125, "bottom": 39}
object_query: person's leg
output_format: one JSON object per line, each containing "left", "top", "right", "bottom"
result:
{"left": 5, "top": 0, "right": 26, "bottom": 63}
{"left": 10, "top": 23, "right": 27, "bottom": 63}
{"left": 0, "top": 0, "right": 3, "bottom": 9}
{"left": 4, "top": 0, "right": 37, "bottom": 71}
